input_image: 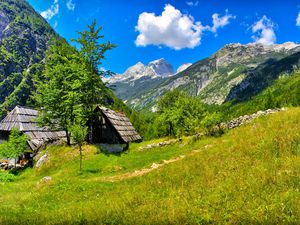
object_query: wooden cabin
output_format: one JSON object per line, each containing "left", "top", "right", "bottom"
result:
{"left": 0, "top": 106, "right": 65, "bottom": 153}
{"left": 92, "top": 106, "right": 142, "bottom": 146}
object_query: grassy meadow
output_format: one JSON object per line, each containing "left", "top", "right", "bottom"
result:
{"left": 1, "top": 108, "right": 300, "bottom": 224}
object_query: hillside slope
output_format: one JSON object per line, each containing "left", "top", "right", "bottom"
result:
{"left": 0, "top": 0, "right": 60, "bottom": 115}
{"left": 220, "top": 66, "right": 300, "bottom": 121}
{"left": 1, "top": 107, "right": 300, "bottom": 224}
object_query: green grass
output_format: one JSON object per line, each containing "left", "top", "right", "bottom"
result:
{"left": 1, "top": 108, "right": 300, "bottom": 224}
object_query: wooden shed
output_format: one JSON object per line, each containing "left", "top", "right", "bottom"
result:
{"left": 0, "top": 106, "right": 66, "bottom": 152}
{"left": 92, "top": 106, "right": 142, "bottom": 145}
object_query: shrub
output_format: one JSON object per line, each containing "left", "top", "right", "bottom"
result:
{"left": 0, "top": 173, "right": 15, "bottom": 182}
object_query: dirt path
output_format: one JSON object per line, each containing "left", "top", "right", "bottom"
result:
{"left": 96, "top": 148, "right": 208, "bottom": 183}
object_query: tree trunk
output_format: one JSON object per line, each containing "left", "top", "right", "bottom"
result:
{"left": 66, "top": 129, "right": 71, "bottom": 146}
{"left": 169, "top": 122, "right": 173, "bottom": 136}
{"left": 79, "top": 145, "right": 82, "bottom": 171}
{"left": 88, "top": 122, "right": 93, "bottom": 144}
{"left": 87, "top": 110, "right": 93, "bottom": 144}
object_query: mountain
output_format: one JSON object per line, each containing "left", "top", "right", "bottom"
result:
{"left": 0, "top": 0, "right": 60, "bottom": 115}
{"left": 106, "top": 58, "right": 191, "bottom": 104}
{"left": 125, "top": 42, "right": 300, "bottom": 110}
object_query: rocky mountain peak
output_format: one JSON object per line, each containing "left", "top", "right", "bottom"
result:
{"left": 271, "top": 42, "right": 299, "bottom": 51}
{"left": 214, "top": 42, "right": 300, "bottom": 69}
{"left": 148, "top": 58, "right": 174, "bottom": 77}
{"left": 108, "top": 58, "right": 175, "bottom": 84}
{"left": 123, "top": 62, "right": 145, "bottom": 76}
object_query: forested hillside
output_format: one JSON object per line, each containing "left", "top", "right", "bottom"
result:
{"left": 0, "top": 0, "right": 60, "bottom": 116}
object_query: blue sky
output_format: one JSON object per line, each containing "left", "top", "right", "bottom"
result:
{"left": 27, "top": 0, "right": 300, "bottom": 74}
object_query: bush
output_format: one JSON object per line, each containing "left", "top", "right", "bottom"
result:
{"left": 0, "top": 173, "right": 15, "bottom": 182}
{"left": 201, "top": 112, "right": 224, "bottom": 136}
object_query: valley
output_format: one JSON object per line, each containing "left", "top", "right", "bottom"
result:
{"left": 1, "top": 0, "right": 300, "bottom": 224}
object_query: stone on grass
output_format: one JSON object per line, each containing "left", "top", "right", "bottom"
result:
{"left": 36, "top": 152, "right": 48, "bottom": 168}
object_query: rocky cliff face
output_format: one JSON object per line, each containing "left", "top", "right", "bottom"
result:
{"left": 0, "top": 0, "right": 59, "bottom": 116}
{"left": 127, "top": 42, "right": 300, "bottom": 110}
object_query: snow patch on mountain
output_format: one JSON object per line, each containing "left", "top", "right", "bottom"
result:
{"left": 176, "top": 63, "right": 192, "bottom": 74}
{"left": 107, "top": 58, "right": 174, "bottom": 84}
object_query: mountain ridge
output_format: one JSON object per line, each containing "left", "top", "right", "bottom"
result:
{"left": 121, "top": 42, "right": 300, "bottom": 110}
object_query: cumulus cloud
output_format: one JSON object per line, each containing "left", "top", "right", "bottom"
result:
{"left": 135, "top": 4, "right": 234, "bottom": 50}
{"left": 66, "top": 0, "right": 75, "bottom": 11}
{"left": 186, "top": 1, "right": 199, "bottom": 7}
{"left": 251, "top": 15, "right": 276, "bottom": 45}
{"left": 296, "top": 12, "right": 300, "bottom": 26}
{"left": 210, "top": 11, "right": 235, "bottom": 33}
{"left": 41, "top": 0, "right": 59, "bottom": 20}
{"left": 135, "top": 4, "right": 204, "bottom": 50}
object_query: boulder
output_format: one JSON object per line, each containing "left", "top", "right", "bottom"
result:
{"left": 36, "top": 152, "right": 48, "bottom": 168}
{"left": 40, "top": 176, "right": 52, "bottom": 183}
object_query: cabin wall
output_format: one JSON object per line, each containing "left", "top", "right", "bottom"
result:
{"left": 92, "top": 114, "right": 123, "bottom": 144}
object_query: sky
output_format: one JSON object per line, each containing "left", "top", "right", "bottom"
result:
{"left": 27, "top": 0, "right": 300, "bottom": 74}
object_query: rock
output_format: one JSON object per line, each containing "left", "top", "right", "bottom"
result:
{"left": 36, "top": 152, "right": 48, "bottom": 168}
{"left": 139, "top": 139, "right": 179, "bottom": 151}
{"left": 40, "top": 176, "right": 52, "bottom": 183}
{"left": 151, "top": 163, "right": 159, "bottom": 169}
{"left": 7, "top": 164, "right": 13, "bottom": 170}
{"left": 99, "top": 144, "right": 126, "bottom": 153}
{"left": 223, "top": 108, "right": 285, "bottom": 130}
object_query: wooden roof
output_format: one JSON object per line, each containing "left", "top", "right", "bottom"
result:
{"left": 98, "top": 106, "right": 142, "bottom": 143}
{"left": 0, "top": 106, "right": 65, "bottom": 151}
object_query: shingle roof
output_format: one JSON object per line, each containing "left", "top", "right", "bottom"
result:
{"left": 0, "top": 106, "right": 65, "bottom": 151}
{"left": 98, "top": 106, "right": 142, "bottom": 143}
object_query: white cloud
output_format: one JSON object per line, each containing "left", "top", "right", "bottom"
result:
{"left": 135, "top": 4, "right": 234, "bottom": 50}
{"left": 186, "top": 1, "right": 199, "bottom": 7}
{"left": 135, "top": 4, "right": 204, "bottom": 50}
{"left": 41, "top": 0, "right": 59, "bottom": 20}
{"left": 296, "top": 12, "right": 300, "bottom": 26}
{"left": 251, "top": 15, "right": 276, "bottom": 45}
{"left": 66, "top": 0, "right": 75, "bottom": 11}
{"left": 210, "top": 11, "right": 235, "bottom": 33}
